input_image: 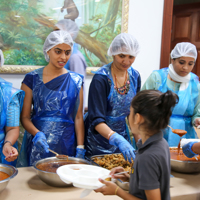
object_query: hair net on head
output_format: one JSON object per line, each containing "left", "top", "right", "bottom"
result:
{"left": 0, "top": 49, "right": 4, "bottom": 67}
{"left": 171, "top": 42, "right": 197, "bottom": 61}
{"left": 107, "top": 33, "right": 140, "bottom": 57}
{"left": 55, "top": 19, "right": 79, "bottom": 40}
{"left": 43, "top": 30, "right": 74, "bottom": 62}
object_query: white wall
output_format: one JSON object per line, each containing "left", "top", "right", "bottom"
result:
{"left": 128, "top": 0, "right": 164, "bottom": 85}
{"left": 0, "top": 0, "right": 164, "bottom": 107}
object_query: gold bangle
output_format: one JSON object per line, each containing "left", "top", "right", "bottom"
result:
{"left": 108, "top": 131, "right": 115, "bottom": 140}
{"left": 115, "top": 186, "right": 119, "bottom": 195}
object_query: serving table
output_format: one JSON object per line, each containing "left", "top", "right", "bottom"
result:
{"left": 0, "top": 167, "right": 200, "bottom": 200}
{"left": 170, "top": 171, "right": 200, "bottom": 200}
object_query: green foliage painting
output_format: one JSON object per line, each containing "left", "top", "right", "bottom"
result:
{"left": 0, "top": 0, "right": 122, "bottom": 67}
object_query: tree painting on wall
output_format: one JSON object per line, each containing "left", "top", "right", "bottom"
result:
{"left": 0, "top": 0, "right": 122, "bottom": 67}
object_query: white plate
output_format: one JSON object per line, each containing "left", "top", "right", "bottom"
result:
{"left": 56, "top": 164, "right": 110, "bottom": 189}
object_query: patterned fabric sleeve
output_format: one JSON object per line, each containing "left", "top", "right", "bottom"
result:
{"left": 6, "top": 95, "right": 20, "bottom": 127}
{"left": 142, "top": 71, "right": 162, "bottom": 90}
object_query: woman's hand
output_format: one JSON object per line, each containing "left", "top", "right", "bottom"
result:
{"left": 32, "top": 132, "right": 49, "bottom": 153}
{"left": 94, "top": 178, "right": 118, "bottom": 195}
{"left": 109, "top": 133, "right": 135, "bottom": 163}
{"left": 3, "top": 143, "right": 18, "bottom": 162}
{"left": 110, "top": 167, "right": 130, "bottom": 182}
{"left": 194, "top": 118, "right": 200, "bottom": 128}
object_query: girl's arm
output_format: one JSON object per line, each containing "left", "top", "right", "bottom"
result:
{"left": 117, "top": 188, "right": 161, "bottom": 200}
{"left": 95, "top": 179, "right": 161, "bottom": 200}
{"left": 95, "top": 179, "right": 142, "bottom": 200}
{"left": 145, "top": 189, "right": 161, "bottom": 200}
{"left": 20, "top": 83, "right": 39, "bottom": 136}
{"left": 75, "top": 87, "right": 84, "bottom": 145}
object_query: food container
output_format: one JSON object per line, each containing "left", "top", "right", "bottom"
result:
{"left": 57, "top": 164, "right": 110, "bottom": 189}
{"left": 0, "top": 163, "right": 18, "bottom": 193}
{"left": 170, "top": 147, "right": 200, "bottom": 173}
{"left": 90, "top": 153, "right": 132, "bottom": 171}
{"left": 90, "top": 154, "right": 132, "bottom": 191}
{"left": 33, "top": 156, "right": 91, "bottom": 187}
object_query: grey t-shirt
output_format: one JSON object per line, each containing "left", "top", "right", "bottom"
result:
{"left": 129, "top": 132, "right": 170, "bottom": 200}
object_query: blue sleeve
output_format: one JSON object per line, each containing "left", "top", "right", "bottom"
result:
{"left": 22, "top": 73, "right": 33, "bottom": 90}
{"left": 137, "top": 73, "right": 141, "bottom": 93}
{"left": 6, "top": 95, "right": 20, "bottom": 127}
{"left": 69, "top": 53, "right": 87, "bottom": 76}
{"left": 142, "top": 71, "right": 161, "bottom": 90}
{"left": 88, "top": 74, "right": 110, "bottom": 132}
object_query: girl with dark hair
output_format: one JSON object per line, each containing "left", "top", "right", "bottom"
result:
{"left": 95, "top": 90, "right": 178, "bottom": 200}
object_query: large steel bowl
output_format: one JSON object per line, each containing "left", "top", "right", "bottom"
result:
{"left": 0, "top": 163, "right": 18, "bottom": 193}
{"left": 170, "top": 147, "right": 200, "bottom": 173}
{"left": 33, "top": 156, "right": 91, "bottom": 187}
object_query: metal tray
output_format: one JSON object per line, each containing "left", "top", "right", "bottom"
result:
{"left": 90, "top": 153, "right": 122, "bottom": 160}
{"left": 170, "top": 147, "right": 200, "bottom": 173}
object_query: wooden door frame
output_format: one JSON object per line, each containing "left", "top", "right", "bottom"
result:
{"left": 160, "top": 0, "right": 174, "bottom": 68}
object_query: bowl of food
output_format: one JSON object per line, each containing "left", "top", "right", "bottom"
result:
{"left": 0, "top": 163, "right": 18, "bottom": 193}
{"left": 90, "top": 153, "right": 132, "bottom": 171}
{"left": 90, "top": 153, "right": 132, "bottom": 191}
{"left": 170, "top": 147, "right": 200, "bottom": 173}
{"left": 33, "top": 156, "right": 91, "bottom": 187}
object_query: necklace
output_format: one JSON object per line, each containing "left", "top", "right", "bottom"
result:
{"left": 112, "top": 68, "right": 130, "bottom": 95}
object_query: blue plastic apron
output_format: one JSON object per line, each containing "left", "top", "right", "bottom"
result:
{"left": 86, "top": 63, "right": 140, "bottom": 156}
{"left": 0, "top": 78, "right": 24, "bottom": 166}
{"left": 18, "top": 67, "right": 83, "bottom": 166}
{"left": 157, "top": 68, "right": 199, "bottom": 146}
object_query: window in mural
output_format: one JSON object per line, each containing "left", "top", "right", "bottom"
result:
{"left": 0, "top": 0, "right": 122, "bottom": 67}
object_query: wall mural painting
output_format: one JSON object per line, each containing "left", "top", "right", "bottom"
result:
{"left": 0, "top": 0, "right": 123, "bottom": 72}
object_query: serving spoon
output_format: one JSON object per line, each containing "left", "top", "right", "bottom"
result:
{"left": 168, "top": 125, "right": 187, "bottom": 153}
{"left": 48, "top": 148, "right": 69, "bottom": 160}
{"left": 167, "top": 125, "right": 187, "bottom": 137}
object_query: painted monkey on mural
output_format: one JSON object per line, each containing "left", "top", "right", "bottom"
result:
{"left": 61, "top": 0, "right": 79, "bottom": 21}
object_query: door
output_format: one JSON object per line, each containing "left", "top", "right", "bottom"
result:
{"left": 171, "top": 3, "right": 200, "bottom": 77}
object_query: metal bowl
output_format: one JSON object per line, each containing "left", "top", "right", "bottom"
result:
{"left": 0, "top": 163, "right": 18, "bottom": 193}
{"left": 170, "top": 147, "right": 200, "bottom": 173}
{"left": 33, "top": 156, "right": 91, "bottom": 187}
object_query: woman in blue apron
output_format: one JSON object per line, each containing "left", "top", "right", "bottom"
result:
{"left": 18, "top": 30, "right": 85, "bottom": 167}
{"left": 0, "top": 49, "right": 25, "bottom": 166}
{"left": 85, "top": 33, "right": 141, "bottom": 162}
{"left": 55, "top": 19, "right": 87, "bottom": 112}
{"left": 142, "top": 42, "right": 200, "bottom": 147}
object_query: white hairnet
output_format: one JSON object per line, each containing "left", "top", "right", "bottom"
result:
{"left": 0, "top": 49, "right": 4, "bottom": 67}
{"left": 107, "top": 33, "right": 140, "bottom": 57}
{"left": 55, "top": 19, "right": 79, "bottom": 40}
{"left": 43, "top": 30, "right": 73, "bottom": 62}
{"left": 171, "top": 42, "right": 197, "bottom": 61}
